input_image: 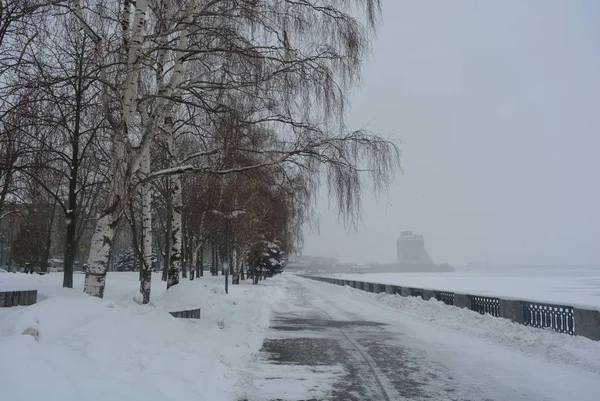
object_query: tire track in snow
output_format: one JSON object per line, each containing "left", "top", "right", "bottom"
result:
{"left": 314, "top": 304, "right": 392, "bottom": 401}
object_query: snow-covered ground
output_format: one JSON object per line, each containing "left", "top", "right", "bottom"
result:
{"left": 0, "top": 272, "right": 285, "bottom": 401}
{"left": 2, "top": 271, "right": 599, "bottom": 400}
{"left": 328, "top": 265, "right": 600, "bottom": 308}
{"left": 243, "top": 274, "right": 600, "bottom": 400}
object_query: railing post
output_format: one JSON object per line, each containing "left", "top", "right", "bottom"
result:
{"left": 574, "top": 308, "right": 600, "bottom": 341}
{"left": 454, "top": 293, "right": 472, "bottom": 309}
{"left": 499, "top": 299, "right": 525, "bottom": 324}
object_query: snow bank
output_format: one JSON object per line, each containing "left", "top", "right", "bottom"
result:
{"left": 160, "top": 279, "right": 226, "bottom": 311}
{"left": 340, "top": 283, "right": 600, "bottom": 374}
{"left": 0, "top": 273, "right": 286, "bottom": 401}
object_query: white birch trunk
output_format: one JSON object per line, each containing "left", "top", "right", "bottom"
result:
{"left": 163, "top": 1, "right": 196, "bottom": 289}
{"left": 191, "top": 243, "right": 197, "bottom": 280}
{"left": 84, "top": 121, "right": 128, "bottom": 297}
{"left": 139, "top": 143, "right": 153, "bottom": 303}
{"left": 122, "top": 0, "right": 148, "bottom": 126}
{"left": 80, "top": 0, "right": 148, "bottom": 298}
{"left": 167, "top": 172, "right": 182, "bottom": 288}
{"left": 83, "top": 213, "right": 114, "bottom": 298}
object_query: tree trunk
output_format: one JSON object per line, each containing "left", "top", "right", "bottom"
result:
{"left": 63, "top": 57, "right": 84, "bottom": 286}
{"left": 220, "top": 249, "right": 225, "bottom": 275}
{"left": 41, "top": 202, "right": 57, "bottom": 274}
{"left": 83, "top": 0, "right": 146, "bottom": 298}
{"left": 193, "top": 246, "right": 202, "bottom": 277}
{"left": 140, "top": 144, "right": 153, "bottom": 304}
{"left": 162, "top": 179, "right": 172, "bottom": 282}
{"left": 167, "top": 172, "right": 182, "bottom": 289}
{"left": 127, "top": 201, "right": 143, "bottom": 279}
{"left": 0, "top": 167, "right": 13, "bottom": 219}
{"left": 190, "top": 243, "right": 197, "bottom": 281}
{"left": 181, "top": 235, "right": 187, "bottom": 279}
{"left": 63, "top": 206, "right": 78, "bottom": 286}
{"left": 84, "top": 138, "right": 126, "bottom": 297}
{"left": 210, "top": 245, "right": 214, "bottom": 275}
{"left": 199, "top": 245, "right": 203, "bottom": 277}
{"left": 162, "top": 231, "right": 169, "bottom": 282}
{"left": 212, "top": 245, "right": 217, "bottom": 276}
{"left": 232, "top": 247, "right": 240, "bottom": 285}
{"left": 83, "top": 212, "right": 116, "bottom": 298}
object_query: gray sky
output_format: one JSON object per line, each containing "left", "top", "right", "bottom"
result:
{"left": 303, "top": 0, "right": 600, "bottom": 266}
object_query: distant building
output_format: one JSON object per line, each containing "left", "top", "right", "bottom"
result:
{"left": 396, "top": 231, "right": 433, "bottom": 265}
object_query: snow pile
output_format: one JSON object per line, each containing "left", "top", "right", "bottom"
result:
{"left": 341, "top": 284, "right": 600, "bottom": 374}
{"left": 0, "top": 273, "right": 286, "bottom": 401}
{"left": 0, "top": 271, "right": 167, "bottom": 302}
{"left": 160, "top": 279, "right": 225, "bottom": 312}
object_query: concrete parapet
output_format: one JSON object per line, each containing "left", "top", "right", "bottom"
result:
{"left": 454, "top": 293, "right": 472, "bottom": 309}
{"left": 499, "top": 299, "right": 525, "bottom": 324}
{"left": 574, "top": 308, "right": 600, "bottom": 341}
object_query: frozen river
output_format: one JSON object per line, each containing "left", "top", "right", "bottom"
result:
{"left": 330, "top": 265, "right": 600, "bottom": 309}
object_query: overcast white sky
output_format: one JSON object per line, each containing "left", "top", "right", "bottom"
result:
{"left": 302, "top": 0, "right": 600, "bottom": 266}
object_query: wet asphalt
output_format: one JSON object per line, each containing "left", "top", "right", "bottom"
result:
{"left": 239, "top": 277, "right": 467, "bottom": 401}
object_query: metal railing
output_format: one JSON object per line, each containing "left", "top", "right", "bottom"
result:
{"left": 298, "top": 275, "right": 599, "bottom": 340}
{"left": 470, "top": 295, "right": 500, "bottom": 317}
{"left": 435, "top": 291, "right": 455, "bottom": 306}
{"left": 524, "top": 302, "right": 574, "bottom": 335}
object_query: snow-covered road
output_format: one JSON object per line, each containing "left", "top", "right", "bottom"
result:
{"left": 239, "top": 274, "right": 600, "bottom": 401}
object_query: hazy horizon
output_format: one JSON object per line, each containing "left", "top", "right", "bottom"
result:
{"left": 302, "top": 1, "right": 600, "bottom": 266}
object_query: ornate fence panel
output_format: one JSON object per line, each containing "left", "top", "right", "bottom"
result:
{"left": 435, "top": 291, "right": 455, "bottom": 306}
{"left": 411, "top": 288, "right": 424, "bottom": 299}
{"left": 470, "top": 296, "right": 500, "bottom": 317}
{"left": 523, "top": 302, "right": 574, "bottom": 335}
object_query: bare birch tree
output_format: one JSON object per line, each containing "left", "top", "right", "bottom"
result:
{"left": 54, "top": 0, "right": 400, "bottom": 300}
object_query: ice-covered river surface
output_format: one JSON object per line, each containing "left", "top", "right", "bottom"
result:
{"left": 331, "top": 265, "right": 600, "bottom": 309}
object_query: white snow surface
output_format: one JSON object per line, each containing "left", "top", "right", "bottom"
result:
{"left": 0, "top": 272, "right": 285, "bottom": 401}
{"left": 280, "top": 274, "right": 600, "bottom": 400}
{"left": 2, "top": 271, "right": 600, "bottom": 400}
{"left": 329, "top": 264, "right": 600, "bottom": 309}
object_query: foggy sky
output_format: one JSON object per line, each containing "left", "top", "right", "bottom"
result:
{"left": 303, "top": 1, "right": 600, "bottom": 266}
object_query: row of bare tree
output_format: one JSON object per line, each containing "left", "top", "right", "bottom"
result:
{"left": 0, "top": 0, "right": 400, "bottom": 303}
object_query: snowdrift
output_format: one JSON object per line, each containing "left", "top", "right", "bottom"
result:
{"left": 0, "top": 273, "right": 285, "bottom": 401}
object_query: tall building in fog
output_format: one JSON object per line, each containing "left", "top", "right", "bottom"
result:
{"left": 396, "top": 231, "right": 433, "bottom": 265}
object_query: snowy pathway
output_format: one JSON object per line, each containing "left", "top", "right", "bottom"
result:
{"left": 237, "top": 274, "right": 600, "bottom": 401}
